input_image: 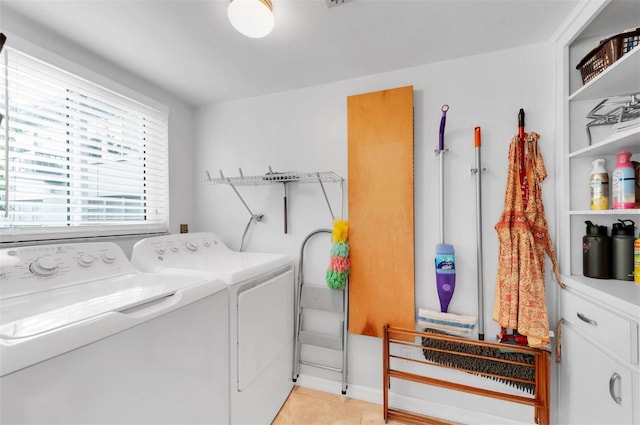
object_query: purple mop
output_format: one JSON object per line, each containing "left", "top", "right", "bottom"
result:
{"left": 419, "top": 106, "right": 476, "bottom": 334}
{"left": 435, "top": 105, "right": 455, "bottom": 313}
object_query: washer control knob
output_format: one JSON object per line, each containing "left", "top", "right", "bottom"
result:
{"left": 29, "top": 257, "right": 59, "bottom": 276}
{"left": 185, "top": 240, "right": 198, "bottom": 251}
{"left": 102, "top": 252, "right": 117, "bottom": 264}
{"left": 155, "top": 247, "right": 166, "bottom": 255}
{"left": 78, "top": 255, "right": 94, "bottom": 267}
{"left": 202, "top": 239, "right": 211, "bottom": 247}
{"left": 169, "top": 245, "right": 179, "bottom": 252}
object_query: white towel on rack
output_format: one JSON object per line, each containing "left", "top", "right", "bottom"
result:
{"left": 418, "top": 308, "right": 476, "bottom": 334}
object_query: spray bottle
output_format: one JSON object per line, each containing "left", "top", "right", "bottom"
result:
{"left": 612, "top": 151, "right": 635, "bottom": 209}
{"left": 435, "top": 244, "right": 455, "bottom": 312}
{"left": 590, "top": 159, "right": 609, "bottom": 210}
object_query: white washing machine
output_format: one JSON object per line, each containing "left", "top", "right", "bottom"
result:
{"left": 131, "top": 232, "right": 295, "bottom": 425}
{"left": 0, "top": 241, "right": 229, "bottom": 425}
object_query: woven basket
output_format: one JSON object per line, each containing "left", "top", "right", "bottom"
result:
{"left": 576, "top": 28, "right": 640, "bottom": 84}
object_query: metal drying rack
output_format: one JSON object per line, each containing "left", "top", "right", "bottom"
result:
{"left": 206, "top": 168, "right": 344, "bottom": 237}
{"left": 585, "top": 92, "right": 640, "bottom": 145}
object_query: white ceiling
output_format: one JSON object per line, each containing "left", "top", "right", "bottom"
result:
{"left": 1, "top": 0, "right": 581, "bottom": 106}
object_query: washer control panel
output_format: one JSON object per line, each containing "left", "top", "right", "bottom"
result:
{"left": 131, "top": 232, "right": 232, "bottom": 271}
{"left": 0, "top": 242, "right": 135, "bottom": 300}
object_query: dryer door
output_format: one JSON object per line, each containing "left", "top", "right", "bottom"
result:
{"left": 237, "top": 268, "right": 294, "bottom": 391}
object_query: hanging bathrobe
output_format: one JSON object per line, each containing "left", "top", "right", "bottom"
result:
{"left": 493, "top": 133, "right": 564, "bottom": 348}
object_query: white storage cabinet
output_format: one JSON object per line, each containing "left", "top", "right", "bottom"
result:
{"left": 555, "top": 1, "right": 640, "bottom": 424}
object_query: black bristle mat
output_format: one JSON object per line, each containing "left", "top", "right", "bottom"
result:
{"left": 421, "top": 329, "right": 535, "bottom": 394}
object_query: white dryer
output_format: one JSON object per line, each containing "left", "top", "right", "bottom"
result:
{"left": 131, "top": 232, "right": 295, "bottom": 425}
{"left": 0, "top": 241, "right": 229, "bottom": 425}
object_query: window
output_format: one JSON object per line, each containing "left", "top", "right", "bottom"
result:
{"left": 0, "top": 47, "right": 169, "bottom": 241}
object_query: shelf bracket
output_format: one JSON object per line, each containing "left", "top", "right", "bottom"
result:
{"left": 210, "top": 169, "right": 263, "bottom": 222}
{"left": 317, "top": 172, "right": 336, "bottom": 221}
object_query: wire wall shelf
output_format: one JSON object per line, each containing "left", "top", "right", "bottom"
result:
{"left": 205, "top": 168, "right": 344, "bottom": 237}
{"left": 205, "top": 170, "right": 343, "bottom": 186}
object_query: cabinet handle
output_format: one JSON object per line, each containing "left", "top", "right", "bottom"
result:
{"left": 609, "top": 373, "right": 622, "bottom": 405}
{"left": 576, "top": 312, "right": 597, "bottom": 326}
{"left": 555, "top": 318, "right": 564, "bottom": 363}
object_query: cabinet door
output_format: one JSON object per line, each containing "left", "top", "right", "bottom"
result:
{"left": 559, "top": 323, "right": 633, "bottom": 424}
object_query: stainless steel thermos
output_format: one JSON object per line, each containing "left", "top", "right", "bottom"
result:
{"left": 612, "top": 219, "right": 636, "bottom": 281}
{"left": 583, "top": 219, "right": 636, "bottom": 280}
{"left": 583, "top": 221, "right": 611, "bottom": 279}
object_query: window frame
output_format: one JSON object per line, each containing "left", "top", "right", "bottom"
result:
{"left": 0, "top": 37, "right": 170, "bottom": 243}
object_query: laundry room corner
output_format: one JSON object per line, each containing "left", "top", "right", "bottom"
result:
{"left": 193, "top": 41, "right": 560, "bottom": 423}
{"left": 3, "top": 0, "right": 606, "bottom": 422}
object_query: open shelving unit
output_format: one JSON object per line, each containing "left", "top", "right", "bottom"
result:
{"left": 559, "top": 7, "right": 640, "bottom": 281}
{"left": 555, "top": 1, "right": 640, "bottom": 423}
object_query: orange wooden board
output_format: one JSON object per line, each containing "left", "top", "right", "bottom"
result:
{"left": 347, "top": 85, "right": 415, "bottom": 339}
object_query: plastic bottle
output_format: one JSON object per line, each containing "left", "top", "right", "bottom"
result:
{"left": 590, "top": 158, "right": 609, "bottom": 210}
{"left": 583, "top": 220, "right": 611, "bottom": 279}
{"left": 612, "top": 151, "right": 636, "bottom": 209}
{"left": 635, "top": 233, "right": 640, "bottom": 284}
{"left": 611, "top": 219, "right": 635, "bottom": 281}
{"left": 435, "top": 243, "right": 455, "bottom": 312}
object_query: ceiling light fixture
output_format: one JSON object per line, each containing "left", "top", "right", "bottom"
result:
{"left": 227, "top": 0, "right": 275, "bottom": 39}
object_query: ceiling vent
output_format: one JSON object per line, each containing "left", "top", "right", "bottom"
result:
{"left": 326, "top": 0, "right": 353, "bottom": 7}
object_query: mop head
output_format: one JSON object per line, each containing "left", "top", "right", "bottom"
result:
{"left": 418, "top": 309, "right": 535, "bottom": 394}
{"left": 421, "top": 328, "right": 536, "bottom": 394}
{"left": 326, "top": 219, "right": 350, "bottom": 290}
{"left": 418, "top": 308, "right": 476, "bottom": 334}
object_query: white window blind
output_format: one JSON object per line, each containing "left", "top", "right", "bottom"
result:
{"left": 0, "top": 47, "right": 169, "bottom": 240}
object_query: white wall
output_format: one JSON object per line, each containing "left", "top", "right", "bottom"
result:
{"left": 1, "top": 8, "right": 197, "bottom": 242}
{"left": 195, "top": 42, "right": 560, "bottom": 422}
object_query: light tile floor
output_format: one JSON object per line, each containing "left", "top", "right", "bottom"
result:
{"left": 272, "top": 386, "right": 406, "bottom": 425}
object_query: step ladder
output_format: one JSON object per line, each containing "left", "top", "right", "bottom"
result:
{"left": 293, "top": 228, "right": 349, "bottom": 394}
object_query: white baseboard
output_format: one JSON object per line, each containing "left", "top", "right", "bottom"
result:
{"left": 294, "top": 374, "right": 528, "bottom": 425}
